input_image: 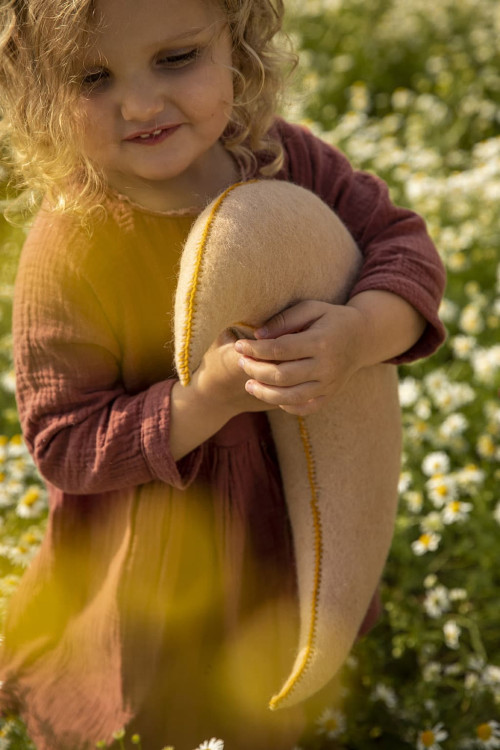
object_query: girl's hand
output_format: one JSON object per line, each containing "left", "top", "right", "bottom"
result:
{"left": 234, "top": 300, "right": 365, "bottom": 416}
{"left": 190, "top": 329, "right": 279, "bottom": 419}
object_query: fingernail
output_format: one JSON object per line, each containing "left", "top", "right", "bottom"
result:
{"left": 234, "top": 341, "right": 244, "bottom": 353}
{"left": 255, "top": 326, "right": 268, "bottom": 338}
{"left": 238, "top": 358, "right": 246, "bottom": 369}
{"left": 245, "top": 381, "right": 255, "bottom": 395}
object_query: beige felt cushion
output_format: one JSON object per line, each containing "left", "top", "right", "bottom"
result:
{"left": 174, "top": 180, "right": 401, "bottom": 709}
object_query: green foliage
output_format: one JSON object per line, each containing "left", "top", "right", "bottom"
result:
{"left": 285, "top": 0, "right": 500, "bottom": 154}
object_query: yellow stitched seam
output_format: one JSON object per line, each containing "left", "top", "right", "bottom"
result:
{"left": 179, "top": 180, "right": 259, "bottom": 385}
{"left": 269, "top": 415, "right": 323, "bottom": 710}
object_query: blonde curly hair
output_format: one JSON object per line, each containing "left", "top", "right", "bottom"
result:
{"left": 0, "top": 0, "right": 295, "bottom": 217}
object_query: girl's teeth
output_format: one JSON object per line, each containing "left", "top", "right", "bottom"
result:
{"left": 139, "top": 129, "right": 163, "bottom": 139}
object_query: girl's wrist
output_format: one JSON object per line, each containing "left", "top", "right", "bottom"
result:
{"left": 170, "top": 380, "right": 236, "bottom": 461}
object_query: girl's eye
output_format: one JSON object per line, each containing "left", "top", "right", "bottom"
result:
{"left": 81, "top": 69, "right": 110, "bottom": 90}
{"left": 157, "top": 48, "right": 200, "bottom": 68}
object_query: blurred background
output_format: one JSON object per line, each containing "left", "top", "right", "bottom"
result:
{"left": 1, "top": 0, "right": 500, "bottom": 747}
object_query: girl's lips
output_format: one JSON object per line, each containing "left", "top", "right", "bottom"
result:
{"left": 124, "top": 124, "right": 180, "bottom": 145}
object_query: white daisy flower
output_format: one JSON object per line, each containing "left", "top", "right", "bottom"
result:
{"left": 0, "top": 370, "right": 16, "bottom": 394}
{"left": 405, "top": 490, "right": 424, "bottom": 513}
{"left": 415, "top": 397, "right": 432, "bottom": 420}
{"left": 422, "top": 662, "right": 441, "bottom": 683}
{"left": 455, "top": 464, "right": 485, "bottom": 489}
{"left": 439, "top": 413, "right": 468, "bottom": 440}
{"left": 412, "top": 532, "right": 441, "bottom": 556}
{"left": 426, "top": 474, "right": 458, "bottom": 508}
{"left": 465, "top": 672, "right": 480, "bottom": 692}
{"left": 424, "top": 574, "right": 438, "bottom": 589}
{"left": 439, "top": 298, "right": 459, "bottom": 324}
{"left": 399, "top": 376, "right": 420, "bottom": 406}
{"left": 6, "top": 434, "right": 27, "bottom": 459}
{"left": 477, "top": 435, "right": 498, "bottom": 460}
{"left": 417, "top": 722, "right": 448, "bottom": 749}
{"left": 449, "top": 588, "right": 468, "bottom": 602}
{"left": 472, "top": 346, "right": 500, "bottom": 383}
{"left": 421, "top": 512, "right": 444, "bottom": 534}
{"left": 451, "top": 335, "right": 476, "bottom": 360}
{"left": 433, "top": 382, "right": 475, "bottom": 412}
{"left": 443, "top": 619, "right": 462, "bottom": 649}
{"left": 460, "top": 303, "right": 485, "bottom": 335}
{"left": 424, "top": 585, "right": 450, "bottom": 619}
{"left": 398, "top": 471, "right": 412, "bottom": 493}
{"left": 196, "top": 739, "right": 224, "bottom": 750}
{"left": 442, "top": 499, "right": 473, "bottom": 524}
{"left": 422, "top": 452, "right": 450, "bottom": 477}
{"left": 371, "top": 683, "right": 397, "bottom": 709}
{"left": 483, "top": 665, "right": 500, "bottom": 688}
{"left": 16, "top": 486, "right": 47, "bottom": 519}
{"left": 316, "top": 707, "right": 346, "bottom": 739}
{"left": 0, "top": 479, "right": 23, "bottom": 506}
{"left": 475, "top": 720, "right": 500, "bottom": 749}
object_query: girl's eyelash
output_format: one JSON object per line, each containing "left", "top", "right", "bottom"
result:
{"left": 81, "top": 69, "right": 110, "bottom": 89}
{"left": 157, "top": 48, "right": 201, "bottom": 67}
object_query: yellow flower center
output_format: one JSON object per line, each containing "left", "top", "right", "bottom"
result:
{"left": 449, "top": 501, "right": 461, "bottom": 513}
{"left": 326, "top": 718, "right": 339, "bottom": 732}
{"left": 421, "top": 730, "right": 435, "bottom": 747}
{"left": 436, "top": 484, "right": 448, "bottom": 496}
{"left": 420, "top": 533, "right": 431, "bottom": 547}
{"left": 477, "top": 723, "right": 493, "bottom": 741}
{"left": 22, "top": 532, "right": 38, "bottom": 545}
{"left": 21, "top": 488, "right": 40, "bottom": 507}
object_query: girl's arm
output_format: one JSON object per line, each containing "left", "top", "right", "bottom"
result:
{"left": 273, "top": 118, "right": 447, "bottom": 363}
{"left": 233, "top": 120, "right": 447, "bottom": 416}
{"left": 14, "top": 215, "right": 267, "bottom": 487}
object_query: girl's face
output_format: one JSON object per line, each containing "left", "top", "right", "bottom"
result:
{"left": 78, "top": 0, "right": 235, "bottom": 210}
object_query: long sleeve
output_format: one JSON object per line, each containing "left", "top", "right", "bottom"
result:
{"left": 272, "top": 119, "right": 447, "bottom": 363}
{"left": 13, "top": 209, "right": 203, "bottom": 495}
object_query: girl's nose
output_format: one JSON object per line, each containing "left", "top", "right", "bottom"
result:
{"left": 120, "top": 80, "right": 165, "bottom": 122}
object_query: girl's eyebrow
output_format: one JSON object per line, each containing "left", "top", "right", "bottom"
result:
{"left": 148, "top": 17, "right": 227, "bottom": 49}
{"left": 146, "top": 24, "right": 218, "bottom": 50}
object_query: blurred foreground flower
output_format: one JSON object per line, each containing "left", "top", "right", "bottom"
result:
{"left": 196, "top": 740, "right": 224, "bottom": 750}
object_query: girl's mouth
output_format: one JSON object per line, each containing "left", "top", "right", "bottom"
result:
{"left": 125, "top": 125, "right": 180, "bottom": 145}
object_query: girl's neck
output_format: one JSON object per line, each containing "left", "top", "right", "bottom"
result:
{"left": 107, "top": 141, "right": 241, "bottom": 214}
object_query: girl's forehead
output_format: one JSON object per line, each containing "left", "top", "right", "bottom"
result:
{"left": 92, "top": 0, "right": 224, "bottom": 27}
{"left": 87, "top": 0, "right": 226, "bottom": 51}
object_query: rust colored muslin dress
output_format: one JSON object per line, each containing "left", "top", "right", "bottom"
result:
{"left": 0, "top": 119, "right": 446, "bottom": 750}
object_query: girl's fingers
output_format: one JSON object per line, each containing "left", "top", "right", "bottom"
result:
{"left": 238, "top": 355, "right": 316, "bottom": 387}
{"left": 244, "top": 379, "right": 321, "bottom": 406}
{"left": 254, "top": 300, "right": 324, "bottom": 339}
{"left": 279, "top": 397, "right": 325, "bottom": 416}
{"left": 235, "top": 330, "right": 313, "bottom": 362}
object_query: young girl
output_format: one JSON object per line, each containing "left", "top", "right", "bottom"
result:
{"left": 0, "top": 0, "right": 446, "bottom": 748}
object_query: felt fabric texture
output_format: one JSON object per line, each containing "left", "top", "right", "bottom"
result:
{"left": 174, "top": 180, "right": 402, "bottom": 709}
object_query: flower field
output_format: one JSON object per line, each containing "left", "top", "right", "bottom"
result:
{"left": 1, "top": 0, "right": 500, "bottom": 748}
